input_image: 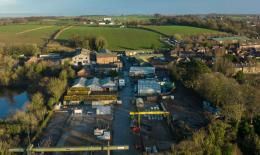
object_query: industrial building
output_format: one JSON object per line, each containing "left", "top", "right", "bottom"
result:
{"left": 129, "top": 67, "right": 155, "bottom": 77}
{"left": 72, "top": 77, "right": 118, "bottom": 92}
{"left": 137, "top": 79, "right": 161, "bottom": 96}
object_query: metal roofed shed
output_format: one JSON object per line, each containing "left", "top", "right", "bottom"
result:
{"left": 137, "top": 79, "right": 161, "bottom": 96}
{"left": 86, "top": 77, "right": 103, "bottom": 91}
{"left": 100, "top": 77, "right": 118, "bottom": 91}
{"left": 72, "top": 77, "right": 87, "bottom": 88}
{"left": 129, "top": 67, "right": 155, "bottom": 77}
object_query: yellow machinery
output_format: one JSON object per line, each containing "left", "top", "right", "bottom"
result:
{"left": 129, "top": 111, "right": 170, "bottom": 127}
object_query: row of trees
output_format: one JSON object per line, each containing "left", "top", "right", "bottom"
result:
{"left": 150, "top": 15, "right": 259, "bottom": 38}
{"left": 70, "top": 35, "right": 108, "bottom": 51}
{"left": 0, "top": 60, "right": 75, "bottom": 154}
{"left": 170, "top": 59, "right": 260, "bottom": 154}
{"left": 0, "top": 44, "right": 40, "bottom": 58}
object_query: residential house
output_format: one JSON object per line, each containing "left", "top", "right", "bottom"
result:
{"left": 240, "top": 43, "right": 260, "bottom": 50}
{"left": 234, "top": 63, "right": 260, "bottom": 74}
{"left": 77, "top": 67, "right": 92, "bottom": 77}
{"left": 212, "top": 36, "right": 249, "bottom": 44}
{"left": 96, "top": 52, "right": 118, "bottom": 64}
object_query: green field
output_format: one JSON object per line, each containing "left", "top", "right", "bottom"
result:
{"left": 58, "top": 26, "right": 165, "bottom": 50}
{"left": 143, "top": 25, "right": 222, "bottom": 37}
{"left": 0, "top": 24, "right": 61, "bottom": 45}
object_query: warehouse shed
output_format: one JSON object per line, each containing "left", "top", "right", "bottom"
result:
{"left": 138, "top": 79, "right": 161, "bottom": 96}
{"left": 72, "top": 77, "right": 87, "bottom": 88}
{"left": 129, "top": 67, "right": 155, "bottom": 77}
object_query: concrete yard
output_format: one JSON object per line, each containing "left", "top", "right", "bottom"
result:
{"left": 35, "top": 105, "right": 113, "bottom": 155}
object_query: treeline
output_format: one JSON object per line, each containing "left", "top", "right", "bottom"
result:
{"left": 0, "top": 57, "right": 75, "bottom": 154}
{"left": 69, "top": 35, "right": 108, "bottom": 51}
{"left": 170, "top": 59, "right": 260, "bottom": 154}
{"left": 150, "top": 15, "right": 259, "bottom": 38}
{"left": 0, "top": 44, "right": 40, "bottom": 58}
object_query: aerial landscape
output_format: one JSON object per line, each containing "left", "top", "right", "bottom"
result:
{"left": 0, "top": 0, "right": 260, "bottom": 155}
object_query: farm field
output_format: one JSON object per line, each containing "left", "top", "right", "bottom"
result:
{"left": 58, "top": 26, "right": 166, "bottom": 50}
{"left": 143, "top": 25, "right": 223, "bottom": 37}
{"left": 0, "top": 24, "right": 61, "bottom": 45}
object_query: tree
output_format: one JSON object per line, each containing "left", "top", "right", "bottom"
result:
{"left": 235, "top": 71, "right": 245, "bottom": 83}
{"left": 222, "top": 103, "right": 245, "bottom": 122}
{"left": 213, "top": 57, "right": 235, "bottom": 77}
{"left": 95, "top": 36, "right": 107, "bottom": 51}
{"left": 46, "top": 77, "right": 67, "bottom": 102}
{"left": 59, "top": 70, "right": 68, "bottom": 81}
{"left": 108, "top": 70, "right": 118, "bottom": 77}
{"left": 28, "top": 92, "right": 46, "bottom": 121}
{"left": 70, "top": 34, "right": 82, "bottom": 48}
{"left": 0, "top": 71, "right": 11, "bottom": 86}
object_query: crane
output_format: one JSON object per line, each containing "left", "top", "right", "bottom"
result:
{"left": 129, "top": 111, "right": 170, "bottom": 133}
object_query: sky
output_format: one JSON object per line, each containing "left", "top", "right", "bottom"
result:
{"left": 0, "top": 0, "right": 260, "bottom": 16}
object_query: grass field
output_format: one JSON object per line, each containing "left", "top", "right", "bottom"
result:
{"left": 143, "top": 25, "right": 222, "bottom": 37}
{"left": 58, "top": 26, "right": 166, "bottom": 50}
{"left": 0, "top": 24, "right": 61, "bottom": 45}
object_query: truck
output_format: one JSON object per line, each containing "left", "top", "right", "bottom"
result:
{"left": 119, "top": 79, "right": 125, "bottom": 88}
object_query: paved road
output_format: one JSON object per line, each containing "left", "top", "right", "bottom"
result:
{"left": 112, "top": 57, "right": 140, "bottom": 155}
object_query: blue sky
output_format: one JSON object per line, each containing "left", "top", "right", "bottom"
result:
{"left": 0, "top": 0, "right": 259, "bottom": 16}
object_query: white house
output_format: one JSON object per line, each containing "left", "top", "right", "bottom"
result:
{"left": 72, "top": 49, "right": 91, "bottom": 66}
{"left": 104, "top": 17, "right": 112, "bottom": 22}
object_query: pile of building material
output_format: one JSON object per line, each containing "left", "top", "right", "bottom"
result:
{"left": 94, "top": 128, "right": 111, "bottom": 140}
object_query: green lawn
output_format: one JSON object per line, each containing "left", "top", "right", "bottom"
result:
{"left": 143, "top": 25, "right": 222, "bottom": 37}
{"left": 0, "top": 24, "right": 61, "bottom": 45}
{"left": 58, "top": 26, "right": 166, "bottom": 50}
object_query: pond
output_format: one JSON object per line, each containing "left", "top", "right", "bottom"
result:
{"left": 0, "top": 89, "right": 30, "bottom": 119}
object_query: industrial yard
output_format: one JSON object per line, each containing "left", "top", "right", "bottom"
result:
{"left": 30, "top": 53, "right": 209, "bottom": 155}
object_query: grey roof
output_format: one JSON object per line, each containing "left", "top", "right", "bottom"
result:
{"left": 100, "top": 77, "right": 116, "bottom": 87}
{"left": 73, "top": 77, "right": 116, "bottom": 89}
{"left": 86, "top": 77, "right": 101, "bottom": 87}
{"left": 138, "top": 79, "right": 161, "bottom": 95}
{"left": 72, "top": 77, "right": 87, "bottom": 87}
{"left": 130, "top": 67, "right": 155, "bottom": 75}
